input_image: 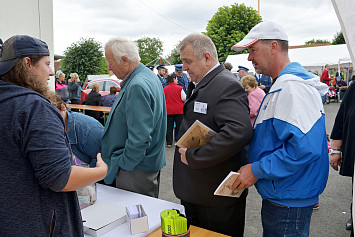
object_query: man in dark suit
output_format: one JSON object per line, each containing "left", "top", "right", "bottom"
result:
{"left": 173, "top": 33, "right": 253, "bottom": 236}
{"left": 255, "top": 73, "right": 272, "bottom": 93}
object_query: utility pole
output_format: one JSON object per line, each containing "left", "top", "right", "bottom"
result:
{"left": 258, "top": 0, "right": 260, "bottom": 16}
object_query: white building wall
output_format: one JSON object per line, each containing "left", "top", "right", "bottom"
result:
{"left": 1, "top": 0, "right": 55, "bottom": 91}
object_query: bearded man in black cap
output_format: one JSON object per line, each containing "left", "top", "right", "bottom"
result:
{"left": 0, "top": 35, "right": 107, "bottom": 236}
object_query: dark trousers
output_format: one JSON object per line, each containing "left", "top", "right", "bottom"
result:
{"left": 70, "top": 99, "right": 80, "bottom": 112}
{"left": 115, "top": 168, "right": 161, "bottom": 198}
{"left": 335, "top": 88, "right": 347, "bottom": 100}
{"left": 174, "top": 125, "right": 179, "bottom": 141}
{"left": 166, "top": 114, "right": 183, "bottom": 145}
{"left": 181, "top": 198, "right": 246, "bottom": 237}
{"left": 351, "top": 202, "right": 353, "bottom": 237}
{"left": 340, "top": 88, "right": 347, "bottom": 100}
{"left": 70, "top": 99, "right": 80, "bottom": 104}
{"left": 351, "top": 177, "right": 353, "bottom": 237}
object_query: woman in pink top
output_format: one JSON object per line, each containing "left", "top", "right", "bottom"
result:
{"left": 55, "top": 72, "right": 69, "bottom": 102}
{"left": 241, "top": 75, "right": 265, "bottom": 125}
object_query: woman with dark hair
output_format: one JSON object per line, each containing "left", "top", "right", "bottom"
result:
{"left": 163, "top": 73, "right": 186, "bottom": 147}
{"left": 101, "top": 85, "right": 118, "bottom": 107}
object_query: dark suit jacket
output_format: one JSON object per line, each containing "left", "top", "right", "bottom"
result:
{"left": 331, "top": 83, "right": 355, "bottom": 177}
{"left": 173, "top": 64, "right": 253, "bottom": 208}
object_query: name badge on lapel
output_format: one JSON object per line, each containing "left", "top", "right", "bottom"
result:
{"left": 194, "top": 101, "right": 207, "bottom": 114}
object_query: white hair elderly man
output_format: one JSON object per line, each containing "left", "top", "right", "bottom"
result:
{"left": 173, "top": 33, "right": 252, "bottom": 236}
{"left": 101, "top": 38, "right": 167, "bottom": 198}
{"left": 231, "top": 21, "right": 329, "bottom": 236}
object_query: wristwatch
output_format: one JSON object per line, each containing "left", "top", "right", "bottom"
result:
{"left": 329, "top": 149, "right": 341, "bottom": 155}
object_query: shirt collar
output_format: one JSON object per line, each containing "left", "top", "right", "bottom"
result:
{"left": 194, "top": 63, "right": 219, "bottom": 86}
{"left": 120, "top": 64, "right": 140, "bottom": 88}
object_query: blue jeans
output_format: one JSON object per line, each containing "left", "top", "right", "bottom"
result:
{"left": 261, "top": 199, "right": 313, "bottom": 237}
{"left": 339, "top": 88, "right": 347, "bottom": 100}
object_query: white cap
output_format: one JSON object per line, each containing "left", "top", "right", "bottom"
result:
{"left": 232, "top": 21, "right": 288, "bottom": 52}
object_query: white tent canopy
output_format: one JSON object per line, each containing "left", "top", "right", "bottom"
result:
{"left": 226, "top": 44, "right": 352, "bottom": 75}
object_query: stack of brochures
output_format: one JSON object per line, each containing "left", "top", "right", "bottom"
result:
{"left": 126, "top": 204, "right": 149, "bottom": 234}
{"left": 126, "top": 205, "right": 143, "bottom": 219}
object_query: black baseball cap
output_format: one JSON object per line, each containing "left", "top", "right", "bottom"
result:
{"left": 0, "top": 35, "right": 50, "bottom": 75}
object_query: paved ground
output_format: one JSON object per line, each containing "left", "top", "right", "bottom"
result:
{"left": 157, "top": 102, "right": 353, "bottom": 237}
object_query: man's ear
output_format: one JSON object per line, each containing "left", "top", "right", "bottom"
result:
{"left": 121, "top": 56, "right": 129, "bottom": 64}
{"left": 203, "top": 51, "right": 213, "bottom": 64}
{"left": 23, "top": 57, "right": 33, "bottom": 68}
{"left": 270, "top": 41, "right": 278, "bottom": 55}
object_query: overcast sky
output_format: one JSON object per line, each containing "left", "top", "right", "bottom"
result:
{"left": 53, "top": 0, "right": 341, "bottom": 59}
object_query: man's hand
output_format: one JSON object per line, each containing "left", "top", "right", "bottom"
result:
{"left": 178, "top": 148, "right": 189, "bottom": 165}
{"left": 231, "top": 164, "right": 258, "bottom": 190}
{"left": 329, "top": 153, "right": 341, "bottom": 171}
{"left": 258, "top": 85, "right": 266, "bottom": 90}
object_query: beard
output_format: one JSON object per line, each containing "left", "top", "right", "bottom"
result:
{"left": 27, "top": 73, "right": 51, "bottom": 98}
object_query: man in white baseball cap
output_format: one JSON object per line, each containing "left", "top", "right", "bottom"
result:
{"left": 232, "top": 21, "right": 288, "bottom": 52}
{"left": 231, "top": 21, "right": 329, "bottom": 236}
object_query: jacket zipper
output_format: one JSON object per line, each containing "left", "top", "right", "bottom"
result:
{"left": 49, "top": 209, "right": 57, "bottom": 237}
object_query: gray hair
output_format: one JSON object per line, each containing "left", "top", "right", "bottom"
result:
{"left": 224, "top": 62, "right": 233, "bottom": 71}
{"left": 178, "top": 33, "right": 218, "bottom": 62}
{"left": 105, "top": 38, "right": 141, "bottom": 63}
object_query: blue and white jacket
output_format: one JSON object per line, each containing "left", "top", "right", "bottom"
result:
{"left": 249, "top": 62, "right": 329, "bottom": 207}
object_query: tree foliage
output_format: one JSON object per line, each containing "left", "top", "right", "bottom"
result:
{"left": 332, "top": 31, "right": 345, "bottom": 45}
{"left": 135, "top": 37, "right": 163, "bottom": 65}
{"left": 60, "top": 38, "right": 109, "bottom": 81}
{"left": 168, "top": 41, "right": 182, "bottom": 65}
{"left": 205, "top": 3, "right": 262, "bottom": 62}
{"left": 305, "top": 39, "right": 330, "bottom": 45}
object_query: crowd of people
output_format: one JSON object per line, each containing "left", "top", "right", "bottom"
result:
{"left": 320, "top": 64, "right": 353, "bottom": 103}
{"left": 0, "top": 20, "right": 353, "bottom": 237}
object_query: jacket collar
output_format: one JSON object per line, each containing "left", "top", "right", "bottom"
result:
{"left": 67, "top": 111, "right": 78, "bottom": 145}
{"left": 193, "top": 63, "right": 225, "bottom": 95}
{"left": 103, "top": 63, "right": 146, "bottom": 131}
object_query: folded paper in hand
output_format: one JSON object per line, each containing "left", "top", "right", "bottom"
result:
{"left": 176, "top": 120, "right": 217, "bottom": 148}
{"left": 214, "top": 171, "right": 245, "bottom": 198}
